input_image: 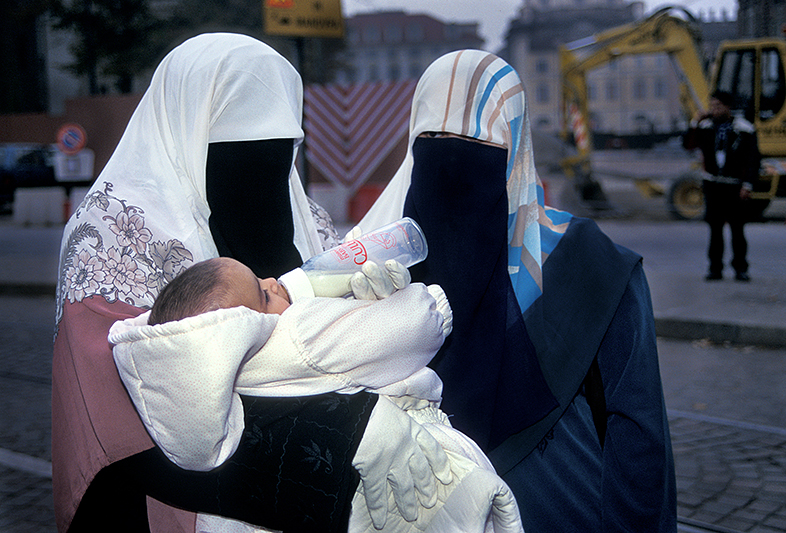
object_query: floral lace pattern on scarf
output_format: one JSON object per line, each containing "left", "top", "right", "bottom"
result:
{"left": 308, "top": 197, "right": 341, "bottom": 251}
{"left": 55, "top": 187, "right": 344, "bottom": 329}
{"left": 55, "top": 182, "right": 194, "bottom": 327}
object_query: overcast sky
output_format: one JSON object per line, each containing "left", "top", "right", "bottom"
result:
{"left": 341, "top": 0, "right": 738, "bottom": 53}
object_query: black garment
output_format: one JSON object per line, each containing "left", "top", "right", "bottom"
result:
{"left": 683, "top": 118, "right": 760, "bottom": 275}
{"left": 207, "top": 139, "right": 304, "bottom": 279}
{"left": 704, "top": 180, "right": 748, "bottom": 275}
{"left": 72, "top": 394, "right": 377, "bottom": 533}
{"left": 489, "top": 217, "right": 644, "bottom": 470}
{"left": 403, "top": 136, "right": 676, "bottom": 531}
{"left": 495, "top": 230, "right": 677, "bottom": 531}
{"left": 404, "top": 136, "right": 557, "bottom": 452}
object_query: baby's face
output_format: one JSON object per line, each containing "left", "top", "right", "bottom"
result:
{"left": 223, "top": 258, "right": 291, "bottom": 315}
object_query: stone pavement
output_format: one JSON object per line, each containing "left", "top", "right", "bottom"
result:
{"left": 0, "top": 196, "right": 784, "bottom": 531}
{"left": 669, "top": 413, "right": 786, "bottom": 532}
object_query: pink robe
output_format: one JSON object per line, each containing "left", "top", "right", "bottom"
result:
{"left": 52, "top": 297, "right": 196, "bottom": 532}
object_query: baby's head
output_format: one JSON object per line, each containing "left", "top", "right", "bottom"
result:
{"left": 149, "top": 257, "right": 290, "bottom": 325}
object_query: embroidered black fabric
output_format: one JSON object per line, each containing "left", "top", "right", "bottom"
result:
{"left": 73, "top": 393, "right": 377, "bottom": 533}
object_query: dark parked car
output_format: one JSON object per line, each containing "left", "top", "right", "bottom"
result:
{"left": 0, "top": 144, "right": 59, "bottom": 212}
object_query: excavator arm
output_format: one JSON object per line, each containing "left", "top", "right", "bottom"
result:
{"left": 558, "top": 7, "right": 711, "bottom": 207}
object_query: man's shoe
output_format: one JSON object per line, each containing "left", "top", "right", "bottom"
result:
{"left": 705, "top": 272, "right": 722, "bottom": 281}
{"left": 735, "top": 272, "right": 751, "bottom": 282}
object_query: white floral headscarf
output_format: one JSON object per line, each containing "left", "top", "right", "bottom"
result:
{"left": 56, "top": 33, "right": 325, "bottom": 325}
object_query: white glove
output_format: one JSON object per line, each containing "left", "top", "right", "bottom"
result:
{"left": 353, "top": 395, "right": 453, "bottom": 529}
{"left": 350, "top": 259, "right": 411, "bottom": 300}
{"left": 427, "top": 284, "right": 453, "bottom": 338}
{"left": 343, "top": 225, "right": 363, "bottom": 243}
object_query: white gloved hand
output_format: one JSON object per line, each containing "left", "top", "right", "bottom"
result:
{"left": 353, "top": 395, "right": 453, "bottom": 529}
{"left": 343, "top": 225, "right": 363, "bottom": 243}
{"left": 350, "top": 259, "right": 411, "bottom": 300}
{"left": 427, "top": 284, "right": 453, "bottom": 337}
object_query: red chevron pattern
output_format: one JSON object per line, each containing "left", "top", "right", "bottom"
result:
{"left": 304, "top": 80, "right": 417, "bottom": 191}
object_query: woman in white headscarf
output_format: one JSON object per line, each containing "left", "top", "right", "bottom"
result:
{"left": 53, "top": 33, "right": 448, "bottom": 533}
{"left": 360, "top": 50, "right": 677, "bottom": 532}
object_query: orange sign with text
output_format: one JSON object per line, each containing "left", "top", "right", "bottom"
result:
{"left": 264, "top": 0, "right": 344, "bottom": 38}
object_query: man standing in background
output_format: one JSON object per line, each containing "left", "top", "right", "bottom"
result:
{"left": 683, "top": 90, "right": 761, "bottom": 282}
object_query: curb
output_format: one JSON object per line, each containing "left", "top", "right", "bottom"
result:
{"left": 2, "top": 282, "right": 784, "bottom": 349}
{"left": 0, "top": 283, "right": 57, "bottom": 297}
{"left": 655, "top": 317, "right": 786, "bottom": 349}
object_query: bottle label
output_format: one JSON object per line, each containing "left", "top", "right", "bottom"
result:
{"left": 333, "top": 239, "right": 368, "bottom": 265}
{"left": 367, "top": 229, "right": 398, "bottom": 250}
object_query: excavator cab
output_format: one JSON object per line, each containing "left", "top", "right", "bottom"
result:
{"left": 713, "top": 41, "right": 786, "bottom": 214}
{"left": 670, "top": 42, "right": 786, "bottom": 219}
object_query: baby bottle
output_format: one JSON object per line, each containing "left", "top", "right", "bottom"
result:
{"left": 279, "top": 217, "right": 428, "bottom": 299}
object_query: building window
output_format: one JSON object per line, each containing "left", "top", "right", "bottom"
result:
{"left": 606, "top": 81, "right": 619, "bottom": 101}
{"left": 363, "top": 25, "right": 380, "bottom": 44}
{"left": 384, "top": 24, "right": 402, "bottom": 43}
{"left": 536, "top": 59, "right": 548, "bottom": 74}
{"left": 653, "top": 77, "right": 666, "bottom": 98}
{"left": 409, "top": 63, "right": 422, "bottom": 79}
{"left": 405, "top": 23, "right": 424, "bottom": 42}
{"left": 368, "top": 65, "right": 379, "bottom": 82}
{"left": 536, "top": 116, "right": 551, "bottom": 129}
{"left": 633, "top": 114, "right": 652, "bottom": 133}
{"left": 389, "top": 64, "right": 401, "bottom": 81}
{"left": 633, "top": 78, "right": 646, "bottom": 100}
{"left": 536, "top": 83, "right": 550, "bottom": 103}
{"left": 588, "top": 83, "right": 597, "bottom": 101}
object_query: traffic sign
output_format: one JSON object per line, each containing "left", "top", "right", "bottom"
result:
{"left": 56, "top": 123, "right": 87, "bottom": 156}
{"left": 264, "top": 0, "right": 344, "bottom": 38}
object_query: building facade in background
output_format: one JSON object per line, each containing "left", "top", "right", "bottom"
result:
{"left": 502, "top": 0, "right": 737, "bottom": 139}
{"left": 331, "top": 11, "right": 483, "bottom": 85}
{"left": 738, "top": 0, "right": 786, "bottom": 38}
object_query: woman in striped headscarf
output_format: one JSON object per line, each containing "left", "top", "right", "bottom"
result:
{"left": 360, "top": 50, "right": 677, "bottom": 532}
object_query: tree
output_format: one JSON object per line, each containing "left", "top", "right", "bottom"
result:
{"left": 50, "top": 0, "right": 167, "bottom": 94}
{"left": 167, "top": 0, "right": 346, "bottom": 85}
{"left": 0, "top": 0, "right": 50, "bottom": 113}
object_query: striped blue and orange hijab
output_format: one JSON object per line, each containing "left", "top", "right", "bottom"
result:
{"left": 361, "top": 49, "right": 572, "bottom": 323}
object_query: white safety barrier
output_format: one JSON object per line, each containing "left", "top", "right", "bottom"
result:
{"left": 13, "top": 187, "right": 67, "bottom": 226}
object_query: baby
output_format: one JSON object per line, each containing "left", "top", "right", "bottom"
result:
{"left": 148, "top": 256, "right": 293, "bottom": 323}
{"left": 110, "top": 257, "right": 524, "bottom": 533}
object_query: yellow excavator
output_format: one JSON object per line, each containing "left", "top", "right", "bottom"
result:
{"left": 559, "top": 6, "right": 786, "bottom": 219}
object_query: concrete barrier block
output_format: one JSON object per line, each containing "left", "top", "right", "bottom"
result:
{"left": 13, "top": 187, "right": 67, "bottom": 226}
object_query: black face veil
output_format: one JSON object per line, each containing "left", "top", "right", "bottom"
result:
{"left": 404, "top": 136, "right": 557, "bottom": 452}
{"left": 206, "top": 139, "right": 304, "bottom": 279}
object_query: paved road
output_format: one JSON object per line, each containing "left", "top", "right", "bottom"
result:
{"left": 1, "top": 300, "right": 785, "bottom": 532}
{"left": 1, "top": 147, "right": 785, "bottom": 531}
